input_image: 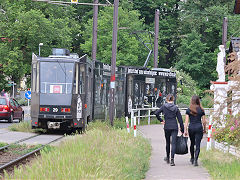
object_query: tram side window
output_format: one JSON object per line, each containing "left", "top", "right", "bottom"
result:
{"left": 73, "top": 63, "right": 79, "bottom": 94}
{"left": 79, "top": 65, "right": 85, "bottom": 94}
{"left": 36, "top": 62, "right": 39, "bottom": 93}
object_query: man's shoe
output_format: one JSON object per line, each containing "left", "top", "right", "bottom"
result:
{"left": 194, "top": 160, "right": 198, "bottom": 166}
{"left": 170, "top": 159, "right": 175, "bottom": 166}
{"left": 164, "top": 157, "right": 170, "bottom": 164}
{"left": 190, "top": 158, "right": 194, "bottom": 164}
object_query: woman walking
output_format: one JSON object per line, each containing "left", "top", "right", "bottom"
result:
{"left": 154, "top": 94, "right": 184, "bottom": 166}
{"left": 184, "top": 95, "right": 206, "bottom": 166}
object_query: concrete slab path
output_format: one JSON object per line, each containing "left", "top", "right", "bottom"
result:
{"left": 138, "top": 124, "right": 210, "bottom": 180}
{"left": 0, "top": 129, "right": 64, "bottom": 145}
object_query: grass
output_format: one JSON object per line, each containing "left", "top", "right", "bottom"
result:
{"left": 8, "top": 144, "right": 43, "bottom": 155}
{"left": 113, "top": 116, "right": 161, "bottom": 128}
{"left": 0, "top": 142, "right": 8, "bottom": 147}
{"left": 8, "top": 121, "right": 45, "bottom": 133}
{"left": 4, "top": 121, "right": 151, "bottom": 180}
{"left": 200, "top": 148, "right": 240, "bottom": 180}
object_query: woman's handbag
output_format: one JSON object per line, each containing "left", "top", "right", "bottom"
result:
{"left": 175, "top": 135, "right": 188, "bottom": 155}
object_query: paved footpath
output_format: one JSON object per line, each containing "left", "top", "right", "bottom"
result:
{"left": 138, "top": 124, "right": 210, "bottom": 180}
{"left": 0, "top": 128, "right": 64, "bottom": 145}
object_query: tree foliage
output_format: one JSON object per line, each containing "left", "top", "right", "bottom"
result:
{"left": 0, "top": 0, "right": 80, "bottom": 88}
{"left": 0, "top": 0, "right": 240, "bottom": 92}
{"left": 132, "top": 0, "right": 181, "bottom": 68}
{"left": 175, "top": 69, "right": 202, "bottom": 107}
{"left": 176, "top": 31, "right": 216, "bottom": 89}
{"left": 81, "top": 4, "right": 147, "bottom": 66}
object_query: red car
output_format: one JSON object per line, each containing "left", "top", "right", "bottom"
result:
{"left": 0, "top": 96, "right": 24, "bottom": 123}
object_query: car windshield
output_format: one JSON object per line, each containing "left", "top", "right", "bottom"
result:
{"left": 0, "top": 98, "right": 6, "bottom": 105}
{"left": 40, "top": 61, "right": 74, "bottom": 94}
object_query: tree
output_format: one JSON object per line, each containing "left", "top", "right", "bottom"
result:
{"left": 175, "top": 69, "right": 200, "bottom": 107}
{"left": 0, "top": 0, "right": 80, "bottom": 89}
{"left": 81, "top": 4, "right": 147, "bottom": 66}
{"left": 132, "top": 0, "right": 181, "bottom": 68}
{"left": 176, "top": 31, "right": 216, "bottom": 89}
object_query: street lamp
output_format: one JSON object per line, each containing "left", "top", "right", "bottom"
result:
{"left": 39, "top": 43, "right": 43, "bottom": 56}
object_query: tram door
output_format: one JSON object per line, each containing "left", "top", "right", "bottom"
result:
{"left": 85, "top": 65, "right": 93, "bottom": 123}
{"left": 155, "top": 78, "right": 167, "bottom": 107}
{"left": 76, "top": 62, "right": 92, "bottom": 127}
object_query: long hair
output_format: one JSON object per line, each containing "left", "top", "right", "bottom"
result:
{"left": 189, "top": 95, "right": 204, "bottom": 116}
{"left": 166, "top": 94, "right": 175, "bottom": 102}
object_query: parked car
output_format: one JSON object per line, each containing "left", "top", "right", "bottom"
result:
{"left": 0, "top": 96, "right": 24, "bottom": 123}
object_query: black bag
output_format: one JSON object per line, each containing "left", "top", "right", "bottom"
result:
{"left": 175, "top": 135, "right": 188, "bottom": 155}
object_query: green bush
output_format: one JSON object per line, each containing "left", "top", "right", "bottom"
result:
{"left": 201, "top": 95, "right": 213, "bottom": 108}
{"left": 176, "top": 94, "right": 190, "bottom": 107}
{"left": 214, "top": 115, "right": 240, "bottom": 147}
{"left": 175, "top": 70, "right": 200, "bottom": 106}
{"left": 15, "top": 97, "right": 29, "bottom": 106}
{"left": 175, "top": 70, "right": 213, "bottom": 108}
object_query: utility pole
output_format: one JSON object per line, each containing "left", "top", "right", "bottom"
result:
{"left": 154, "top": 9, "right": 159, "bottom": 68}
{"left": 92, "top": 0, "right": 98, "bottom": 60}
{"left": 222, "top": 17, "right": 228, "bottom": 65}
{"left": 109, "top": 0, "right": 119, "bottom": 126}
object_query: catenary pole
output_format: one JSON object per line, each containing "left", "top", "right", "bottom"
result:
{"left": 109, "top": 0, "right": 119, "bottom": 126}
{"left": 222, "top": 17, "right": 228, "bottom": 65}
{"left": 154, "top": 9, "right": 159, "bottom": 68}
{"left": 92, "top": 0, "right": 98, "bottom": 60}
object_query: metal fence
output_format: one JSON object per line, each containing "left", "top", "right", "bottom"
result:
{"left": 130, "top": 107, "right": 214, "bottom": 127}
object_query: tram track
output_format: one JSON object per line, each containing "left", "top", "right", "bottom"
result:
{"left": 0, "top": 135, "right": 64, "bottom": 176}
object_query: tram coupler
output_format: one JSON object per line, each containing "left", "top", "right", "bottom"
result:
{"left": 47, "top": 121, "right": 61, "bottom": 129}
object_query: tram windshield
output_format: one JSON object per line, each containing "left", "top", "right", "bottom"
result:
{"left": 40, "top": 62, "right": 74, "bottom": 94}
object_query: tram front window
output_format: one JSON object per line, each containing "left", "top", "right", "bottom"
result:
{"left": 40, "top": 62, "right": 74, "bottom": 94}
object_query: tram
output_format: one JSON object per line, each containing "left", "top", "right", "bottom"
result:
{"left": 125, "top": 67, "right": 177, "bottom": 116}
{"left": 31, "top": 48, "right": 93, "bottom": 131}
{"left": 31, "top": 48, "right": 177, "bottom": 131}
{"left": 92, "top": 61, "right": 126, "bottom": 120}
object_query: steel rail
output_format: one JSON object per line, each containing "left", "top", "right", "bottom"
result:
{"left": 0, "top": 136, "right": 64, "bottom": 172}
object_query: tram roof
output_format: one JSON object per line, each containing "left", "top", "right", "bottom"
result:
{"left": 125, "top": 66, "right": 174, "bottom": 72}
{"left": 37, "top": 56, "right": 80, "bottom": 62}
{"left": 37, "top": 54, "right": 91, "bottom": 63}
